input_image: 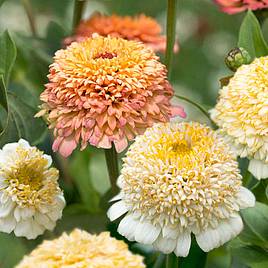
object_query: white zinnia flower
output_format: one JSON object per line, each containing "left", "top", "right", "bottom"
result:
{"left": 107, "top": 122, "right": 255, "bottom": 256}
{"left": 211, "top": 56, "right": 268, "bottom": 179}
{"left": 0, "top": 139, "right": 65, "bottom": 239}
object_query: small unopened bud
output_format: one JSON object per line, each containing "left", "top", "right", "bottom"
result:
{"left": 225, "top": 47, "right": 252, "bottom": 72}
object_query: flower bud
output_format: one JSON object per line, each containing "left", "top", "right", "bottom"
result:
{"left": 225, "top": 47, "right": 252, "bottom": 72}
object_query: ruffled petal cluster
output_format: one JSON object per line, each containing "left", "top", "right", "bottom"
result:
{"left": 37, "top": 35, "right": 185, "bottom": 157}
{"left": 108, "top": 122, "right": 255, "bottom": 256}
{"left": 0, "top": 139, "right": 65, "bottom": 239}
{"left": 214, "top": 0, "right": 268, "bottom": 14}
{"left": 16, "top": 229, "right": 145, "bottom": 268}
{"left": 64, "top": 13, "right": 178, "bottom": 53}
{"left": 211, "top": 56, "right": 268, "bottom": 179}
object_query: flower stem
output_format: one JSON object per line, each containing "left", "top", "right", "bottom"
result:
{"left": 165, "top": 0, "right": 178, "bottom": 78}
{"left": 174, "top": 94, "right": 217, "bottom": 128}
{"left": 21, "top": 0, "right": 37, "bottom": 37}
{"left": 166, "top": 253, "right": 179, "bottom": 268}
{"left": 104, "top": 144, "right": 119, "bottom": 194}
{"left": 73, "top": 0, "right": 86, "bottom": 31}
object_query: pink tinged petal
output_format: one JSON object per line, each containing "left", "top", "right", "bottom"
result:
{"left": 114, "top": 137, "right": 128, "bottom": 153}
{"left": 170, "top": 106, "right": 187, "bottom": 118}
{"left": 98, "top": 135, "right": 112, "bottom": 149}
{"left": 108, "top": 116, "right": 117, "bottom": 130}
{"left": 134, "top": 221, "right": 161, "bottom": 244}
{"left": 174, "top": 232, "right": 191, "bottom": 257}
{"left": 54, "top": 137, "right": 77, "bottom": 158}
{"left": 107, "top": 201, "right": 128, "bottom": 221}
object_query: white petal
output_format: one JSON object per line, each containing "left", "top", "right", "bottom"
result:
{"left": 196, "top": 215, "right": 243, "bottom": 252}
{"left": 14, "top": 207, "right": 35, "bottom": 222}
{"left": 153, "top": 234, "right": 177, "bottom": 254}
{"left": 107, "top": 201, "right": 128, "bottom": 221}
{"left": 35, "top": 213, "right": 56, "bottom": 231}
{"left": 174, "top": 232, "right": 191, "bottom": 257}
{"left": 18, "top": 139, "right": 30, "bottom": 148}
{"left": 118, "top": 214, "right": 139, "bottom": 241}
{"left": 134, "top": 221, "right": 161, "bottom": 244}
{"left": 43, "top": 154, "right": 52, "bottom": 168}
{"left": 248, "top": 159, "right": 268, "bottom": 180}
{"left": 236, "top": 187, "right": 255, "bottom": 209}
{"left": 196, "top": 225, "right": 221, "bottom": 252}
{"left": 162, "top": 224, "right": 179, "bottom": 239}
{"left": 0, "top": 214, "right": 16, "bottom": 233}
{"left": 14, "top": 218, "right": 44, "bottom": 239}
{"left": 109, "top": 192, "right": 123, "bottom": 202}
{"left": 55, "top": 194, "right": 66, "bottom": 209}
{"left": 0, "top": 198, "right": 15, "bottom": 218}
{"left": 47, "top": 208, "right": 63, "bottom": 222}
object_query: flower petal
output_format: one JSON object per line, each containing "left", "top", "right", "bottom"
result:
{"left": 248, "top": 159, "right": 268, "bottom": 180}
{"left": 107, "top": 201, "right": 128, "bottom": 221}
{"left": 174, "top": 232, "right": 191, "bottom": 257}
{"left": 134, "top": 221, "right": 161, "bottom": 244}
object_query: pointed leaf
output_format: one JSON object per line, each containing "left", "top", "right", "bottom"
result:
{"left": 238, "top": 11, "right": 268, "bottom": 58}
{"left": 0, "top": 31, "right": 17, "bottom": 86}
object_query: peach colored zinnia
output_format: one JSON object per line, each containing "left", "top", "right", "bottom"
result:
{"left": 64, "top": 13, "right": 177, "bottom": 53}
{"left": 37, "top": 35, "right": 185, "bottom": 157}
{"left": 214, "top": 0, "right": 268, "bottom": 14}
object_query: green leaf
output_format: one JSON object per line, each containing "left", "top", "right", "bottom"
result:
{"left": 0, "top": 31, "right": 17, "bottom": 86}
{"left": 231, "top": 245, "right": 268, "bottom": 268}
{"left": 241, "top": 202, "right": 268, "bottom": 244}
{"left": 0, "top": 0, "right": 6, "bottom": 8}
{"left": 69, "top": 149, "right": 100, "bottom": 213}
{"left": 238, "top": 10, "right": 268, "bottom": 58}
{"left": 0, "top": 233, "right": 27, "bottom": 268}
{"left": 0, "top": 92, "right": 47, "bottom": 146}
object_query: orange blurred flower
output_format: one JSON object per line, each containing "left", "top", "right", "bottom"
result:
{"left": 37, "top": 36, "right": 185, "bottom": 157}
{"left": 64, "top": 13, "right": 178, "bottom": 53}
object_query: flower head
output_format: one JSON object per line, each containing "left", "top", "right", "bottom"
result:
{"left": 16, "top": 229, "right": 145, "bottom": 268}
{"left": 37, "top": 35, "right": 185, "bottom": 157}
{"left": 214, "top": 0, "right": 268, "bottom": 14}
{"left": 0, "top": 139, "right": 65, "bottom": 239}
{"left": 211, "top": 56, "right": 268, "bottom": 179}
{"left": 64, "top": 13, "right": 178, "bottom": 53}
{"left": 107, "top": 122, "right": 255, "bottom": 256}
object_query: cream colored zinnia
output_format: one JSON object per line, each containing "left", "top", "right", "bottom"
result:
{"left": 211, "top": 56, "right": 268, "bottom": 180}
{"left": 16, "top": 229, "right": 145, "bottom": 268}
{"left": 107, "top": 122, "right": 255, "bottom": 256}
{"left": 0, "top": 139, "right": 65, "bottom": 239}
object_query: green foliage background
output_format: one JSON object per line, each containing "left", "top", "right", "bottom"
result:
{"left": 0, "top": 0, "right": 267, "bottom": 267}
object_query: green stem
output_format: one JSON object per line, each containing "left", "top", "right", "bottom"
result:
{"left": 166, "top": 253, "right": 179, "bottom": 268}
{"left": 165, "top": 0, "right": 178, "bottom": 78}
{"left": 73, "top": 0, "right": 86, "bottom": 31}
{"left": 21, "top": 0, "right": 37, "bottom": 37}
{"left": 104, "top": 144, "right": 119, "bottom": 194}
{"left": 174, "top": 94, "right": 216, "bottom": 128}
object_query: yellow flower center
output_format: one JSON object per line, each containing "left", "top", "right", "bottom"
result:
{"left": 5, "top": 147, "right": 46, "bottom": 191}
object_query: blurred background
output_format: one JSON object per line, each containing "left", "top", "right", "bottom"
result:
{"left": 0, "top": 0, "right": 262, "bottom": 267}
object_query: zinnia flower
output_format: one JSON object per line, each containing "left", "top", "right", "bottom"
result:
{"left": 214, "top": 0, "right": 268, "bottom": 14}
{"left": 107, "top": 122, "right": 255, "bottom": 256}
{"left": 0, "top": 139, "right": 65, "bottom": 239}
{"left": 64, "top": 13, "right": 178, "bottom": 53}
{"left": 211, "top": 56, "right": 268, "bottom": 179}
{"left": 16, "top": 229, "right": 145, "bottom": 268}
{"left": 37, "top": 35, "right": 185, "bottom": 157}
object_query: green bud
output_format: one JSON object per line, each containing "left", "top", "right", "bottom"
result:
{"left": 225, "top": 47, "right": 252, "bottom": 72}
